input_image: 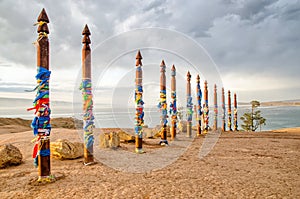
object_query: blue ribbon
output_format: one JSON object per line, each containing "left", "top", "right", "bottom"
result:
{"left": 40, "top": 149, "right": 50, "bottom": 157}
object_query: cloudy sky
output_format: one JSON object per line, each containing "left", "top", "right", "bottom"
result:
{"left": 0, "top": 0, "right": 299, "bottom": 107}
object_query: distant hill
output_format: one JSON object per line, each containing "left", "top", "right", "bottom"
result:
{"left": 261, "top": 100, "right": 300, "bottom": 107}
{"left": 238, "top": 99, "right": 300, "bottom": 107}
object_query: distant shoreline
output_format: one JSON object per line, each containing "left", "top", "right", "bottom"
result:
{"left": 0, "top": 117, "right": 299, "bottom": 135}
{"left": 238, "top": 101, "right": 300, "bottom": 107}
{"left": 260, "top": 101, "right": 300, "bottom": 107}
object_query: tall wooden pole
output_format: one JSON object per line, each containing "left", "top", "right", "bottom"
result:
{"left": 135, "top": 50, "right": 144, "bottom": 153}
{"left": 234, "top": 93, "right": 238, "bottom": 131}
{"left": 186, "top": 71, "right": 193, "bottom": 137}
{"left": 203, "top": 80, "right": 209, "bottom": 132}
{"left": 30, "top": 8, "right": 52, "bottom": 181}
{"left": 37, "top": 8, "right": 50, "bottom": 180}
{"left": 221, "top": 87, "right": 226, "bottom": 131}
{"left": 81, "top": 25, "right": 94, "bottom": 164}
{"left": 228, "top": 90, "right": 233, "bottom": 131}
{"left": 213, "top": 84, "right": 218, "bottom": 131}
{"left": 159, "top": 60, "right": 168, "bottom": 145}
{"left": 196, "top": 74, "right": 202, "bottom": 136}
{"left": 170, "top": 65, "right": 177, "bottom": 140}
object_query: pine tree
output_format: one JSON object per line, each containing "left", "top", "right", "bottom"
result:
{"left": 240, "top": 100, "right": 266, "bottom": 131}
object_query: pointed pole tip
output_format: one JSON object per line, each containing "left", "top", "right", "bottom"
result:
{"left": 136, "top": 50, "right": 142, "bottom": 66}
{"left": 38, "top": 8, "right": 49, "bottom": 23}
{"left": 136, "top": 50, "right": 142, "bottom": 59}
{"left": 160, "top": 60, "right": 165, "bottom": 66}
{"left": 187, "top": 71, "right": 191, "bottom": 79}
{"left": 82, "top": 24, "right": 91, "bottom": 35}
{"left": 171, "top": 64, "right": 176, "bottom": 71}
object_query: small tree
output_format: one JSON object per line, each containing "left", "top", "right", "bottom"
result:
{"left": 240, "top": 100, "right": 266, "bottom": 131}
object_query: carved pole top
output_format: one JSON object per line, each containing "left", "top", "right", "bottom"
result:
{"left": 160, "top": 60, "right": 166, "bottom": 73}
{"left": 37, "top": 8, "right": 50, "bottom": 23}
{"left": 171, "top": 64, "right": 176, "bottom": 72}
{"left": 214, "top": 84, "right": 217, "bottom": 91}
{"left": 136, "top": 50, "right": 142, "bottom": 66}
{"left": 171, "top": 65, "right": 176, "bottom": 77}
{"left": 82, "top": 24, "right": 91, "bottom": 35}
{"left": 196, "top": 74, "right": 200, "bottom": 83}
{"left": 82, "top": 24, "right": 91, "bottom": 45}
{"left": 187, "top": 71, "right": 191, "bottom": 81}
{"left": 37, "top": 8, "right": 49, "bottom": 34}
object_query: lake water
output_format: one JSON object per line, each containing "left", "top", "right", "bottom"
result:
{"left": 1, "top": 98, "right": 299, "bottom": 131}
{"left": 90, "top": 106, "right": 300, "bottom": 131}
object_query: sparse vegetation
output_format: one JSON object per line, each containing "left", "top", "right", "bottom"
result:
{"left": 240, "top": 100, "right": 266, "bottom": 131}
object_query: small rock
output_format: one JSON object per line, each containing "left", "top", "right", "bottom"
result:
{"left": 110, "top": 132, "right": 120, "bottom": 148}
{"left": 0, "top": 144, "right": 22, "bottom": 168}
{"left": 50, "top": 139, "right": 83, "bottom": 160}
{"left": 99, "top": 133, "right": 110, "bottom": 148}
{"left": 143, "top": 128, "right": 154, "bottom": 138}
{"left": 118, "top": 131, "right": 135, "bottom": 142}
{"left": 178, "top": 121, "right": 187, "bottom": 132}
{"left": 153, "top": 125, "right": 171, "bottom": 138}
{"left": 99, "top": 131, "right": 120, "bottom": 148}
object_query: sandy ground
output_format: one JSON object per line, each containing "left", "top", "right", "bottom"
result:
{"left": 0, "top": 125, "right": 300, "bottom": 198}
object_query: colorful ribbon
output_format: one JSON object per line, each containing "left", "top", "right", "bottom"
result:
{"left": 80, "top": 79, "right": 94, "bottom": 148}
{"left": 228, "top": 107, "right": 232, "bottom": 130}
{"left": 196, "top": 83, "right": 202, "bottom": 121}
{"left": 222, "top": 99, "right": 226, "bottom": 129}
{"left": 234, "top": 108, "right": 238, "bottom": 130}
{"left": 135, "top": 66, "right": 144, "bottom": 138}
{"left": 203, "top": 99, "right": 209, "bottom": 130}
{"left": 158, "top": 89, "right": 168, "bottom": 126}
{"left": 27, "top": 67, "right": 51, "bottom": 166}
{"left": 186, "top": 94, "right": 193, "bottom": 122}
{"left": 169, "top": 91, "right": 177, "bottom": 128}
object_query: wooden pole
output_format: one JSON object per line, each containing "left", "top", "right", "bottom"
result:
{"left": 35, "top": 8, "right": 51, "bottom": 181}
{"left": 186, "top": 71, "right": 192, "bottom": 137}
{"left": 196, "top": 74, "right": 202, "bottom": 136}
{"left": 213, "top": 84, "right": 218, "bottom": 131}
{"left": 234, "top": 93, "right": 238, "bottom": 131}
{"left": 221, "top": 87, "right": 226, "bottom": 131}
{"left": 81, "top": 24, "right": 94, "bottom": 164}
{"left": 159, "top": 60, "right": 168, "bottom": 145}
{"left": 228, "top": 90, "right": 233, "bottom": 131}
{"left": 135, "top": 50, "right": 144, "bottom": 153}
{"left": 203, "top": 80, "right": 209, "bottom": 132}
{"left": 170, "top": 65, "right": 177, "bottom": 140}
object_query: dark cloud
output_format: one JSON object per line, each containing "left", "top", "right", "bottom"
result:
{"left": 0, "top": 0, "right": 299, "bottom": 101}
{"left": 235, "top": 0, "right": 277, "bottom": 21}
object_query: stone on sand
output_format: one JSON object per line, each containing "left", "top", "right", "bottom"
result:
{"left": 178, "top": 121, "right": 187, "bottom": 132}
{"left": 143, "top": 127, "right": 155, "bottom": 138}
{"left": 117, "top": 131, "right": 135, "bottom": 142}
{"left": 50, "top": 139, "right": 83, "bottom": 160}
{"left": 153, "top": 125, "right": 171, "bottom": 138}
{"left": 99, "top": 131, "right": 120, "bottom": 148}
{"left": 0, "top": 144, "right": 22, "bottom": 168}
